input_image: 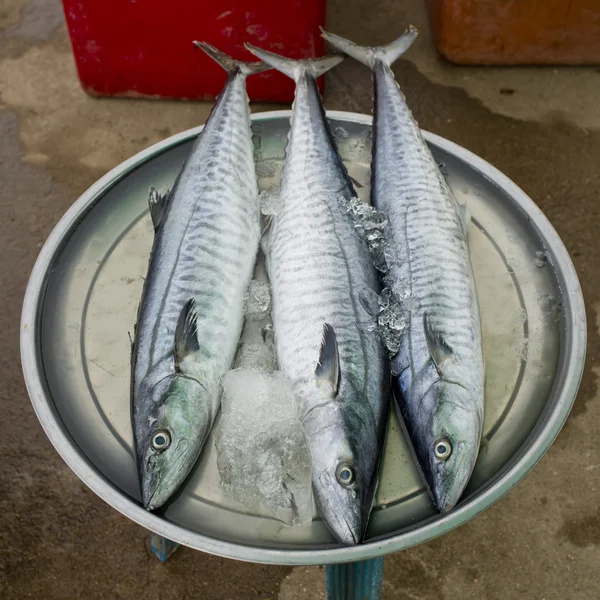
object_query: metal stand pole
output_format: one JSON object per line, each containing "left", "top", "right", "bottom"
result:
{"left": 326, "top": 557, "right": 384, "bottom": 600}
{"left": 149, "top": 532, "right": 385, "bottom": 600}
{"left": 151, "top": 535, "right": 180, "bottom": 562}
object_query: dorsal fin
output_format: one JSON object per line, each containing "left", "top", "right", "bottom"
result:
{"left": 315, "top": 323, "right": 340, "bottom": 397}
{"left": 423, "top": 312, "right": 454, "bottom": 377}
{"left": 359, "top": 288, "right": 380, "bottom": 317}
{"left": 174, "top": 299, "right": 200, "bottom": 372}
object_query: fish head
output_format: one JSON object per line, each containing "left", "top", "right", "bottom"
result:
{"left": 304, "top": 405, "right": 370, "bottom": 545}
{"left": 416, "top": 380, "right": 483, "bottom": 513}
{"left": 137, "top": 375, "right": 211, "bottom": 511}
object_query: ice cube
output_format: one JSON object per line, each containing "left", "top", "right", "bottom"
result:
{"left": 243, "top": 280, "right": 272, "bottom": 321}
{"left": 333, "top": 126, "right": 349, "bottom": 141}
{"left": 234, "top": 342, "right": 277, "bottom": 372}
{"left": 215, "top": 368, "right": 313, "bottom": 526}
{"left": 377, "top": 288, "right": 407, "bottom": 356}
{"left": 256, "top": 159, "right": 279, "bottom": 179}
{"left": 259, "top": 190, "right": 282, "bottom": 216}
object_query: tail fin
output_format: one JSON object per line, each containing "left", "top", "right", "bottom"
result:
{"left": 245, "top": 44, "right": 344, "bottom": 81}
{"left": 320, "top": 26, "right": 418, "bottom": 69}
{"left": 194, "top": 41, "right": 270, "bottom": 76}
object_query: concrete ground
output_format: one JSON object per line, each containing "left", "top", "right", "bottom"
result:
{"left": 2, "top": 0, "right": 600, "bottom": 598}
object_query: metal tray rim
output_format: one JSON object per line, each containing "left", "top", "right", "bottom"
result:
{"left": 20, "top": 110, "right": 586, "bottom": 565}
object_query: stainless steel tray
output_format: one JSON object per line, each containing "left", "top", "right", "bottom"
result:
{"left": 20, "top": 111, "right": 586, "bottom": 565}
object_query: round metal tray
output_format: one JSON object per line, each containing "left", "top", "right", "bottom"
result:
{"left": 21, "top": 111, "right": 586, "bottom": 565}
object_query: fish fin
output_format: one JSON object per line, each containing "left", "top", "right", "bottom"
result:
{"left": 315, "top": 323, "right": 340, "bottom": 397}
{"left": 458, "top": 202, "right": 471, "bottom": 234}
{"left": 148, "top": 186, "right": 170, "bottom": 230}
{"left": 320, "top": 26, "right": 418, "bottom": 69}
{"left": 260, "top": 214, "right": 274, "bottom": 255}
{"left": 174, "top": 299, "right": 200, "bottom": 372}
{"left": 423, "top": 312, "right": 454, "bottom": 377}
{"left": 261, "top": 213, "right": 273, "bottom": 238}
{"left": 349, "top": 175, "right": 364, "bottom": 189}
{"left": 245, "top": 44, "right": 344, "bottom": 82}
{"left": 359, "top": 288, "right": 380, "bottom": 317}
{"left": 194, "top": 41, "right": 270, "bottom": 76}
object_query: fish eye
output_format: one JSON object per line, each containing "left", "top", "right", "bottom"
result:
{"left": 336, "top": 463, "right": 356, "bottom": 487}
{"left": 434, "top": 438, "right": 452, "bottom": 461}
{"left": 152, "top": 430, "right": 171, "bottom": 452}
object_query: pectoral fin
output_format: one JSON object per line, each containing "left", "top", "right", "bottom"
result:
{"left": 458, "top": 202, "right": 471, "bottom": 234}
{"left": 359, "top": 288, "right": 380, "bottom": 317}
{"left": 315, "top": 323, "right": 340, "bottom": 398}
{"left": 148, "top": 187, "right": 170, "bottom": 230}
{"left": 174, "top": 299, "right": 200, "bottom": 373}
{"left": 423, "top": 312, "right": 454, "bottom": 377}
{"left": 260, "top": 213, "right": 274, "bottom": 253}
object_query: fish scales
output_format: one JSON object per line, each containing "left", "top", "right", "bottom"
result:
{"left": 135, "top": 74, "right": 259, "bottom": 389}
{"left": 372, "top": 61, "right": 483, "bottom": 397}
{"left": 269, "top": 78, "right": 374, "bottom": 403}
{"left": 132, "top": 45, "right": 267, "bottom": 511}
{"left": 246, "top": 43, "right": 390, "bottom": 545}
{"left": 322, "top": 27, "right": 485, "bottom": 513}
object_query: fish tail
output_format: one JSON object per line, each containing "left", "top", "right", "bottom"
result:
{"left": 320, "top": 26, "right": 418, "bottom": 69}
{"left": 244, "top": 44, "right": 344, "bottom": 82}
{"left": 194, "top": 41, "right": 270, "bottom": 76}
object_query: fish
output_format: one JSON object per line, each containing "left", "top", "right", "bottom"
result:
{"left": 131, "top": 44, "right": 268, "bottom": 511}
{"left": 321, "top": 27, "right": 485, "bottom": 512}
{"left": 246, "top": 44, "right": 391, "bottom": 544}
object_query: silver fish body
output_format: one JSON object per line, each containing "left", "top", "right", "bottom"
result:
{"left": 132, "top": 45, "right": 266, "bottom": 510}
{"left": 246, "top": 45, "right": 390, "bottom": 545}
{"left": 322, "top": 28, "right": 485, "bottom": 512}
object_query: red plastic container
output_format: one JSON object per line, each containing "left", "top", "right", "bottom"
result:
{"left": 61, "top": 1, "right": 326, "bottom": 102}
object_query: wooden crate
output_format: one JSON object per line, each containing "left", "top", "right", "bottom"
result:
{"left": 426, "top": 0, "right": 600, "bottom": 64}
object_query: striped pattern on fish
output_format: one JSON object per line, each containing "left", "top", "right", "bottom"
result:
{"left": 269, "top": 82, "right": 380, "bottom": 407}
{"left": 132, "top": 45, "right": 266, "bottom": 511}
{"left": 371, "top": 60, "right": 484, "bottom": 403}
{"left": 322, "top": 27, "right": 485, "bottom": 513}
{"left": 246, "top": 44, "right": 390, "bottom": 545}
{"left": 134, "top": 73, "right": 259, "bottom": 394}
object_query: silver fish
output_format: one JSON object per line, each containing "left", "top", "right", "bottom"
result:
{"left": 322, "top": 28, "right": 485, "bottom": 512}
{"left": 246, "top": 44, "right": 390, "bottom": 545}
{"left": 131, "top": 44, "right": 267, "bottom": 510}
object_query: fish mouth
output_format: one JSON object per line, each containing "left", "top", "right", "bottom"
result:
{"left": 144, "top": 489, "right": 162, "bottom": 512}
{"left": 433, "top": 490, "right": 454, "bottom": 514}
{"left": 315, "top": 471, "right": 361, "bottom": 545}
{"left": 334, "top": 512, "right": 360, "bottom": 546}
{"left": 142, "top": 469, "right": 165, "bottom": 511}
{"left": 431, "top": 441, "right": 471, "bottom": 513}
{"left": 141, "top": 438, "right": 193, "bottom": 511}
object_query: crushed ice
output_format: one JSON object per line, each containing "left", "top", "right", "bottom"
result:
{"left": 255, "top": 159, "right": 279, "bottom": 179}
{"left": 332, "top": 126, "right": 350, "bottom": 142}
{"left": 534, "top": 250, "right": 548, "bottom": 268}
{"left": 243, "top": 280, "right": 271, "bottom": 321}
{"left": 340, "top": 196, "right": 389, "bottom": 253}
{"left": 215, "top": 368, "right": 312, "bottom": 526}
{"left": 234, "top": 342, "right": 277, "bottom": 373}
{"left": 259, "top": 190, "right": 281, "bottom": 216}
{"left": 377, "top": 287, "right": 407, "bottom": 355}
{"left": 337, "top": 195, "right": 409, "bottom": 355}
